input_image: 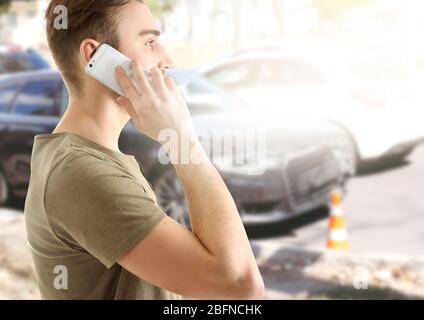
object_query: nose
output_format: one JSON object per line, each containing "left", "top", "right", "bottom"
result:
{"left": 158, "top": 45, "right": 174, "bottom": 71}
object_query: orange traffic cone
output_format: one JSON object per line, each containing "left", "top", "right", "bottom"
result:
{"left": 326, "top": 190, "right": 349, "bottom": 250}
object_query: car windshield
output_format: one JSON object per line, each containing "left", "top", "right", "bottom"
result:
{"left": 169, "top": 70, "right": 250, "bottom": 112}
{"left": 171, "top": 70, "right": 226, "bottom": 95}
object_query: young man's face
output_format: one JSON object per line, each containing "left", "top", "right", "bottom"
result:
{"left": 117, "top": 1, "right": 173, "bottom": 73}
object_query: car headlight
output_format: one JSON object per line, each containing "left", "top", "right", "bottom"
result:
{"left": 325, "top": 133, "right": 357, "bottom": 176}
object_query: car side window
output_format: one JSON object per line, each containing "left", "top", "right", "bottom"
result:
{"left": 187, "top": 81, "right": 209, "bottom": 94}
{"left": 0, "top": 54, "right": 32, "bottom": 73}
{"left": 206, "top": 61, "right": 260, "bottom": 89}
{"left": 261, "top": 60, "right": 325, "bottom": 86}
{"left": 187, "top": 103, "right": 221, "bottom": 115}
{"left": 12, "top": 79, "right": 60, "bottom": 116}
{"left": 0, "top": 84, "right": 18, "bottom": 113}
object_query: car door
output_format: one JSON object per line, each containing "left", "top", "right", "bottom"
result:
{"left": 0, "top": 82, "right": 21, "bottom": 183}
{"left": 4, "top": 77, "right": 62, "bottom": 193}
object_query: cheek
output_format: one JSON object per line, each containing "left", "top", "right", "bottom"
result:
{"left": 119, "top": 43, "right": 140, "bottom": 59}
{"left": 126, "top": 52, "right": 156, "bottom": 71}
{"left": 117, "top": 35, "right": 158, "bottom": 69}
{"left": 118, "top": 35, "right": 141, "bottom": 57}
{"left": 119, "top": 43, "right": 154, "bottom": 66}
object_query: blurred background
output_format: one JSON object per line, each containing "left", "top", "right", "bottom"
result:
{"left": 0, "top": 0, "right": 423, "bottom": 299}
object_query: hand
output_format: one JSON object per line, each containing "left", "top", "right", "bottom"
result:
{"left": 115, "top": 61, "right": 196, "bottom": 144}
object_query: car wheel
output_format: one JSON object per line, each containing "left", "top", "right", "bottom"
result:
{"left": 151, "top": 166, "right": 191, "bottom": 230}
{"left": 0, "top": 168, "right": 10, "bottom": 207}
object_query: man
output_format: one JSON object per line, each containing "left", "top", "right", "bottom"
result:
{"left": 24, "top": 0, "right": 264, "bottom": 300}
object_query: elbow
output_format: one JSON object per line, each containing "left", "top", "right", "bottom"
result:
{"left": 250, "top": 277, "right": 266, "bottom": 299}
{"left": 223, "top": 267, "right": 265, "bottom": 300}
{"left": 236, "top": 269, "right": 265, "bottom": 299}
{"left": 211, "top": 259, "right": 265, "bottom": 300}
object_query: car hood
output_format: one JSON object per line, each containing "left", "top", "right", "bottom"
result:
{"left": 192, "top": 110, "right": 346, "bottom": 156}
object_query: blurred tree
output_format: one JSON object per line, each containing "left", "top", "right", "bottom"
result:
{"left": 0, "top": 0, "right": 12, "bottom": 15}
{"left": 313, "top": 0, "right": 374, "bottom": 20}
{"left": 144, "top": 0, "right": 178, "bottom": 18}
{"left": 208, "top": 1, "right": 225, "bottom": 42}
{"left": 273, "top": 0, "right": 285, "bottom": 38}
{"left": 232, "top": 0, "right": 242, "bottom": 46}
{"left": 0, "top": 0, "right": 36, "bottom": 16}
{"left": 184, "top": 0, "right": 202, "bottom": 44}
{"left": 144, "top": 0, "right": 180, "bottom": 36}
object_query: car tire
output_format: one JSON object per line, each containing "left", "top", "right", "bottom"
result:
{"left": 150, "top": 165, "right": 191, "bottom": 230}
{"left": 0, "top": 168, "right": 10, "bottom": 207}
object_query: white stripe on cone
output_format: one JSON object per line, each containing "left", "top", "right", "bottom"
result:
{"left": 329, "top": 229, "right": 347, "bottom": 241}
{"left": 330, "top": 205, "right": 343, "bottom": 217}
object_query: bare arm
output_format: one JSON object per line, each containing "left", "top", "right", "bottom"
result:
{"left": 115, "top": 62, "right": 264, "bottom": 299}
{"left": 173, "top": 138, "right": 262, "bottom": 285}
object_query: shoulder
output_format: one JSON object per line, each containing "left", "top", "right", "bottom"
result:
{"left": 45, "top": 142, "right": 155, "bottom": 202}
{"left": 49, "top": 145, "right": 131, "bottom": 182}
{"left": 45, "top": 146, "right": 144, "bottom": 203}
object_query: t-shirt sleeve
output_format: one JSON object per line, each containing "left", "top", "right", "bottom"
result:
{"left": 44, "top": 151, "right": 167, "bottom": 268}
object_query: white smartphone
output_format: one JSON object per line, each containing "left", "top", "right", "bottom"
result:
{"left": 85, "top": 43, "right": 152, "bottom": 97}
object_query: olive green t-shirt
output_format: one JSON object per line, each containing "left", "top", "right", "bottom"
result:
{"left": 24, "top": 132, "right": 183, "bottom": 300}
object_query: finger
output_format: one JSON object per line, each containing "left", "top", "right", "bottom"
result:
{"left": 131, "top": 61, "right": 155, "bottom": 97}
{"left": 115, "top": 66, "right": 140, "bottom": 102}
{"left": 164, "top": 75, "right": 177, "bottom": 94}
{"left": 150, "top": 66, "right": 168, "bottom": 96}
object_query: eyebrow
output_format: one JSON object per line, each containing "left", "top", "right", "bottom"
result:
{"left": 138, "top": 29, "right": 161, "bottom": 37}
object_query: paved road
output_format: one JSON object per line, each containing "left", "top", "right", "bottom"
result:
{"left": 253, "top": 145, "right": 424, "bottom": 257}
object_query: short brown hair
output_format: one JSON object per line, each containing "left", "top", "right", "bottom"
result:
{"left": 45, "top": 0, "right": 143, "bottom": 93}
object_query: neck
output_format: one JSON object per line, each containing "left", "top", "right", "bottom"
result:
{"left": 53, "top": 86, "right": 131, "bottom": 153}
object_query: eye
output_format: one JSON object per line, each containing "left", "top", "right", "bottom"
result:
{"left": 146, "top": 39, "right": 156, "bottom": 49}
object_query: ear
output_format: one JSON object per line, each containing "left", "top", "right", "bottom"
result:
{"left": 80, "top": 39, "right": 101, "bottom": 64}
